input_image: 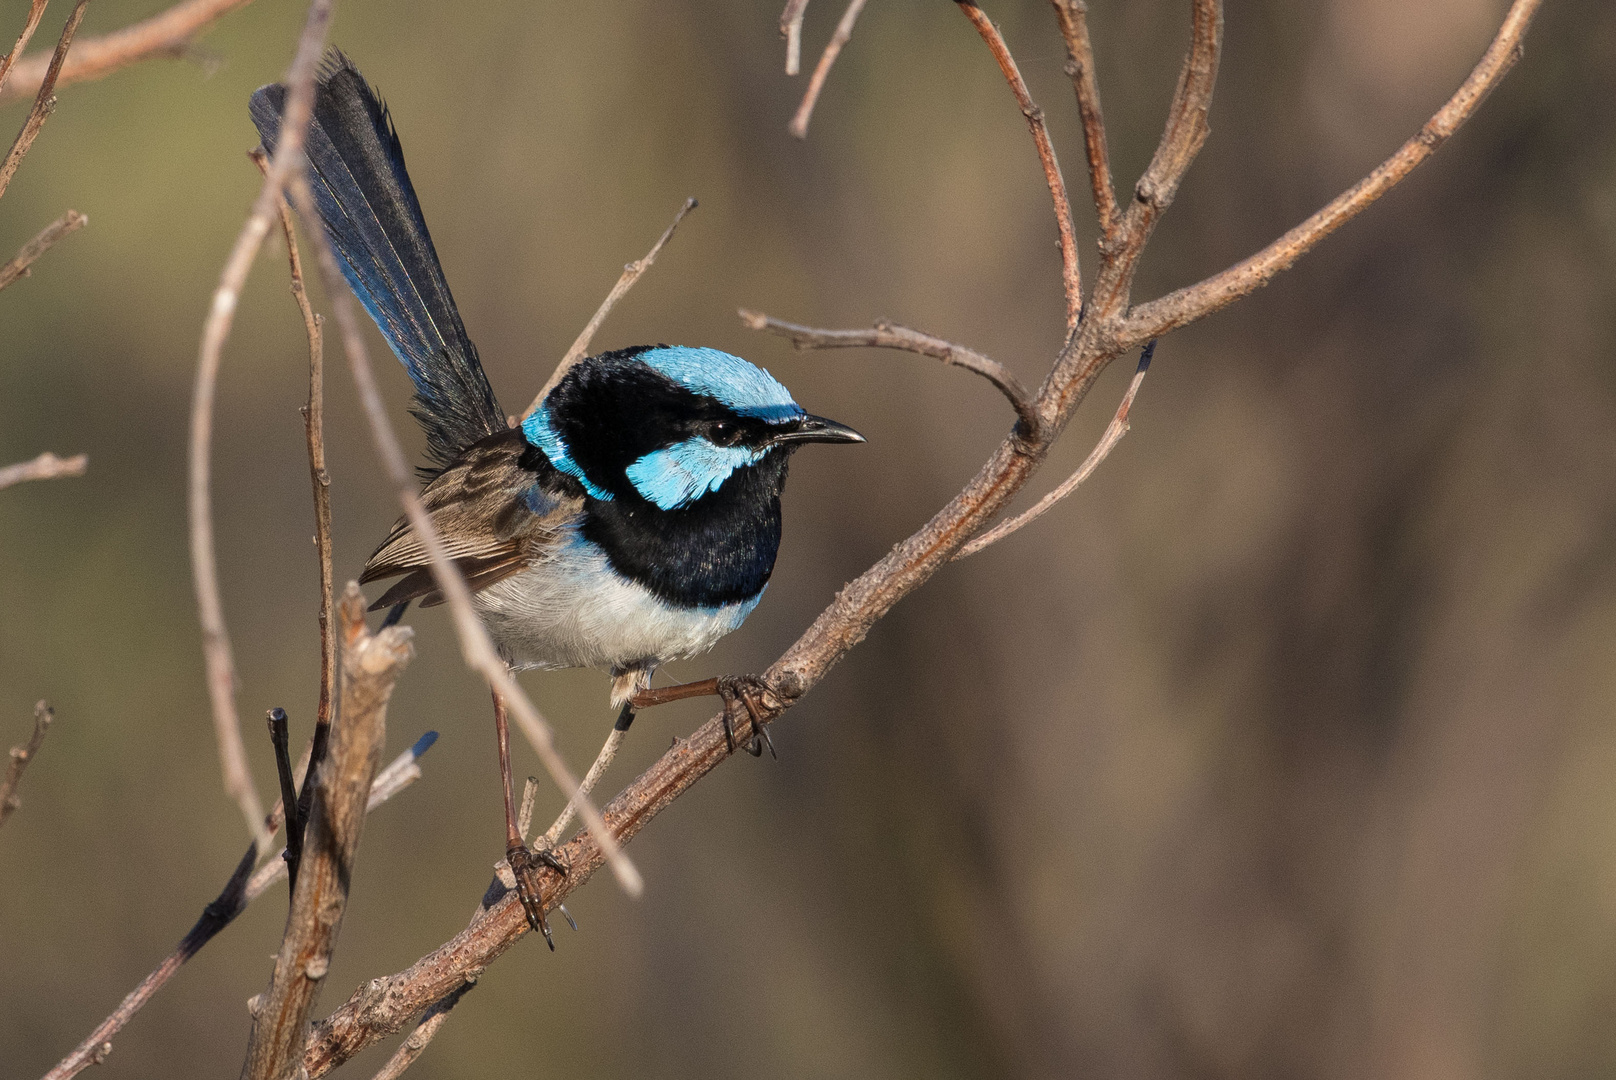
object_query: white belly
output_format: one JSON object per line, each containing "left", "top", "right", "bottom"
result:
{"left": 472, "top": 534, "right": 763, "bottom": 673}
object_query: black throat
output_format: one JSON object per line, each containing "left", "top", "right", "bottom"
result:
{"left": 581, "top": 451, "right": 789, "bottom": 609}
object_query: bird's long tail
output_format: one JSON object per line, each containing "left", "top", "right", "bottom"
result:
{"left": 250, "top": 50, "right": 504, "bottom": 476}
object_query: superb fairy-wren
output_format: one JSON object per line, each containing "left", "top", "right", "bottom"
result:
{"left": 250, "top": 52, "right": 863, "bottom": 940}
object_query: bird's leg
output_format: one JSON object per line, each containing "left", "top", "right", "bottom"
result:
{"left": 493, "top": 686, "right": 565, "bottom": 948}
{"left": 631, "top": 675, "right": 776, "bottom": 758}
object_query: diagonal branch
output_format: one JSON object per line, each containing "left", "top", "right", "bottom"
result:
{"left": 0, "top": 208, "right": 86, "bottom": 291}
{"left": 0, "top": 700, "right": 53, "bottom": 830}
{"left": 0, "top": 0, "right": 90, "bottom": 203}
{"left": 1049, "top": 0, "right": 1118, "bottom": 239}
{"left": 0, "top": 0, "right": 48, "bottom": 100}
{"left": 780, "top": 0, "right": 810, "bottom": 75}
{"left": 1122, "top": 0, "right": 1544, "bottom": 344}
{"left": 0, "top": 450, "right": 85, "bottom": 490}
{"left": 787, "top": 0, "right": 867, "bottom": 140}
{"left": 958, "top": 2, "right": 1083, "bottom": 329}
{"left": 0, "top": 0, "right": 258, "bottom": 107}
{"left": 739, "top": 308, "right": 1038, "bottom": 438}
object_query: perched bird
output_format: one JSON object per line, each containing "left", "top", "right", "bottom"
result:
{"left": 250, "top": 53, "right": 863, "bottom": 940}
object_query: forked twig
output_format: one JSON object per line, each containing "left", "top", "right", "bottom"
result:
{"left": 739, "top": 308, "right": 1037, "bottom": 438}
{"left": 0, "top": 701, "right": 53, "bottom": 829}
{"left": 523, "top": 196, "right": 698, "bottom": 418}
{"left": 957, "top": 341, "right": 1153, "bottom": 558}
{"left": 0, "top": 208, "right": 86, "bottom": 290}
{"left": 0, "top": 0, "right": 257, "bottom": 107}
{"left": 0, "top": 450, "right": 85, "bottom": 490}
{"left": 0, "top": 0, "right": 89, "bottom": 203}
{"left": 787, "top": 0, "right": 867, "bottom": 140}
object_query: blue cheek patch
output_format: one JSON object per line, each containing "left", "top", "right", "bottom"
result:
{"left": 626, "top": 437, "right": 765, "bottom": 510}
{"left": 642, "top": 347, "right": 806, "bottom": 422}
{"left": 522, "top": 406, "right": 613, "bottom": 501}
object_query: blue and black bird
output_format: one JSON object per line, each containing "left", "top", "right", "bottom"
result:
{"left": 250, "top": 53, "right": 863, "bottom": 939}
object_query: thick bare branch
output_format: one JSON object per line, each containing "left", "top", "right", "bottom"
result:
{"left": 0, "top": 700, "right": 53, "bottom": 829}
{"left": 0, "top": 0, "right": 48, "bottom": 100}
{"left": 739, "top": 308, "right": 1038, "bottom": 438}
{"left": 1123, "top": 0, "right": 1544, "bottom": 344}
{"left": 241, "top": 586, "right": 412, "bottom": 1080}
{"left": 0, "top": 0, "right": 90, "bottom": 203}
{"left": 787, "top": 0, "right": 867, "bottom": 140}
{"left": 0, "top": 450, "right": 85, "bottom": 490}
{"left": 0, "top": 208, "right": 86, "bottom": 291}
{"left": 0, "top": 0, "right": 257, "bottom": 107}
{"left": 523, "top": 196, "right": 698, "bottom": 419}
{"left": 780, "top": 0, "right": 810, "bottom": 75}
{"left": 958, "top": 2, "right": 1083, "bottom": 329}
{"left": 1049, "top": 0, "right": 1118, "bottom": 238}
{"left": 189, "top": 0, "right": 331, "bottom": 854}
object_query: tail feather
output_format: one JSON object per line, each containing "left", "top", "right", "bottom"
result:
{"left": 250, "top": 50, "right": 503, "bottom": 474}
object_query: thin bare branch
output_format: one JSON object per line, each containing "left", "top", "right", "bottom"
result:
{"left": 739, "top": 308, "right": 1038, "bottom": 438}
{"left": 1123, "top": 0, "right": 1544, "bottom": 344}
{"left": 0, "top": 0, "right": 48, "bottom": 100}
{"left": 522, "top": 196, "right": 698, "bottom": 419}
{"left": 958, "top": 2, "right": 1083, "bottom": 329}
{"left": 0, "top": 450, "right": 85, "bottom": 490}
{"left": 780, "top": 0, "right": 810, "bottom": 75}
{"left": 0, "top": 208, "right": 86, "bottom": 290}
{"left": 958, "top": 340, "right": 1152, "bottom": 558}
{"left": 0, "top": 0, "right": 257, "bottom": 107}
{"left": 0, "top": 700, "right": 53, "bottom": 829}
{"left": 189, "top": 0, "right": 331, "bottom": 854}
{"left": 242, "top": 586, "right": 412, "bottom": 1080}
{"left": 787, "top": 0, "right": 867, "bottom": 140}
{"left": 0, "top": 0, "right": 89, "bottom": 203}
{"left": 1049, "top": 0, "right": 1118, "bottom": 238}
{"left": 366, "top": 982, "right": 474, "bottom": 1080}
{"left": 42, "top": 731, "right": 435, "bottom": 1080}
{"left": 286, "top": 171, "right": 642, "bottom": 898}
{"left": 540, "top": 727, "right": 625, "bottom": 849}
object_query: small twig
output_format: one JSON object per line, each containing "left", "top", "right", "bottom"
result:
{"left": 0, "top": 0, "right": 48, "bottom": 101}
{"left": 189, "top": 0, "right": 330, "bottom": 855}
{"left": 0, "top": 450, "right": 85, "bottom": 490}
{"left": 0, "top": 0, "right": 89, "bottom": 203}
{"left": 515, "top": 776, "right": 538, "bottom": 842}
{"left": 958, "top": 340, "right": 1152, "bottom": 558}
{"left": 286, "top": 169, "right": 642, "bottom": 898}
{"left": 265, "top": 708, "right": 302, "bottom": 892}
{"left": 366, "top": 982, "right": 475, "bottom": 1080}
{"left": 41, "top": 731, "right": 435, "bottom": 1080}
{"left": 787, "top": 0, "right": 866, "bottom": 140}
{"left": 0, "top": 0, "right": 257, "bottom": 107}
{"left": 241, "top": 586, "right": 413, "bottom": 1080}
{"left": 522, "top": 196, "right": 698, "bottom": 419}
{"left": 780, "top": 0, "right": 810, "bottom": 75}
{"left": 540, "top": 727, "right": 625, "bottom": 849}
{"left": 0, "top": 701, "right": 53, "bottom": 830}
{"left": 740, "top": 308, "right": 1038, "bottom": 438}
{"left": 0, "top": 208, "right": 87, "bottom": 291}
{"left": 1049, "top": 0, "right": 1118, "bottom": 239}
{"left": 958, "top": 2, "right": 1082, "bottom": 329}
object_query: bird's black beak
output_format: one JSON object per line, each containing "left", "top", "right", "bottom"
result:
{"left": 773, "top": 414, "right": 866, "bottom": 446}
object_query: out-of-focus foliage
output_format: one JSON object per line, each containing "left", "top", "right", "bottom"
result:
{"left": 2, "top": 1, "right": 1614, "bottom": 1077}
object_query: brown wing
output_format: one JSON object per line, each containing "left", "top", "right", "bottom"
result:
{"left": 360, "top": 431, "right": 581, "bottom": 611}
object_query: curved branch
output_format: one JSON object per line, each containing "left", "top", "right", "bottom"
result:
{"left": 958, "top": 1, "right": 1083, "bottom": 329}
{"left": 787, "top": 0, "right": 867, "bottom": 139}
{"left": 1122, "top": 0, "right": 1543, "bottom": 344}
{"left": 0, "top": 209, "right": 87, "bottom": 291}
{"left": 739, "top": 308, "right": 1038, "bottom": 438}
{"left": 0, "top": 0, "right": 256, "bottom": 107}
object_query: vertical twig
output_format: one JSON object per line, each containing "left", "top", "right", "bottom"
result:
{"left": 189, "top": 0, "right": 331, "bottom": 854}
{"left": 780, "top": 0, "right": 809, "bottom": 74}
{"left": 241, "top": 586, "right": 413, "bottom": 1080}
{"left": 0, "top": 0, "right": 90, "bottom": 202}
{"left": 787, "top": 0, "right": 867, "bottom": 140}
{"left": 0, "top": 701, "right": 53, "bottom": 830}
{"left": 1049, "top": 0, "right": 1118, "bottom": 239}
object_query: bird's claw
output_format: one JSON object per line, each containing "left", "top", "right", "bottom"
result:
{"left": 507, "top": 842, "right": 567, "bottom": 949}
{"left": 716, "top": 674, "right": 777, "bottom": 759}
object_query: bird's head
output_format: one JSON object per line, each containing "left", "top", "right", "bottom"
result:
{"left": 522, "top": 345, "right": 864, "bottom": 510}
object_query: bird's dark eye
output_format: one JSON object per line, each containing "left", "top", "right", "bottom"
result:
{"left": 709, "top": 421, "right": 742, "bottom": 447}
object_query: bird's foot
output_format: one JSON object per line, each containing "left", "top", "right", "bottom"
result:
{"left": 717, "top": 674, "right": 776, "bottom": 759}
{"left": 507, "top": 841, "right": 567, "bottom": 950}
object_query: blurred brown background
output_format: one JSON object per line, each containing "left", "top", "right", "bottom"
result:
{"left": 2, "top": 0, "right": 1614, "bottom": 1077}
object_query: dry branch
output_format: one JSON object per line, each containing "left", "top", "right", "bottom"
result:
{"left": 241, "top": 586, "right": 412, "bottom": 1080}
{"left": 1049, "top": 0, "right": 1118, "bottom": 238}
{"left": 787, "top": 0, "right": 866, "bottom": 139}
{"left": 189, "top": 0, "right": 331, "bottom": 854}
{"left": 0, "top": 700, "right": 52, "bottom": 829}
{"left": 0, "top": 0, "right": 257, "bottom": 107}
{"left": 0, "top": 0, "right": 48, "bottom": 101}
{"left": 0, "top": 450, "right": 85, "bottom": 490}
{"left": 780, "top": 0, "right": 810, "bottom": 75}
{"left": 0, "top": 208, "right": 86, "bottom": 290}
{"left": 0, "top": 0, "right": 89, "bottom": 203}
{"left": 523, "top": 196, "right": 698, "bottom": 419}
